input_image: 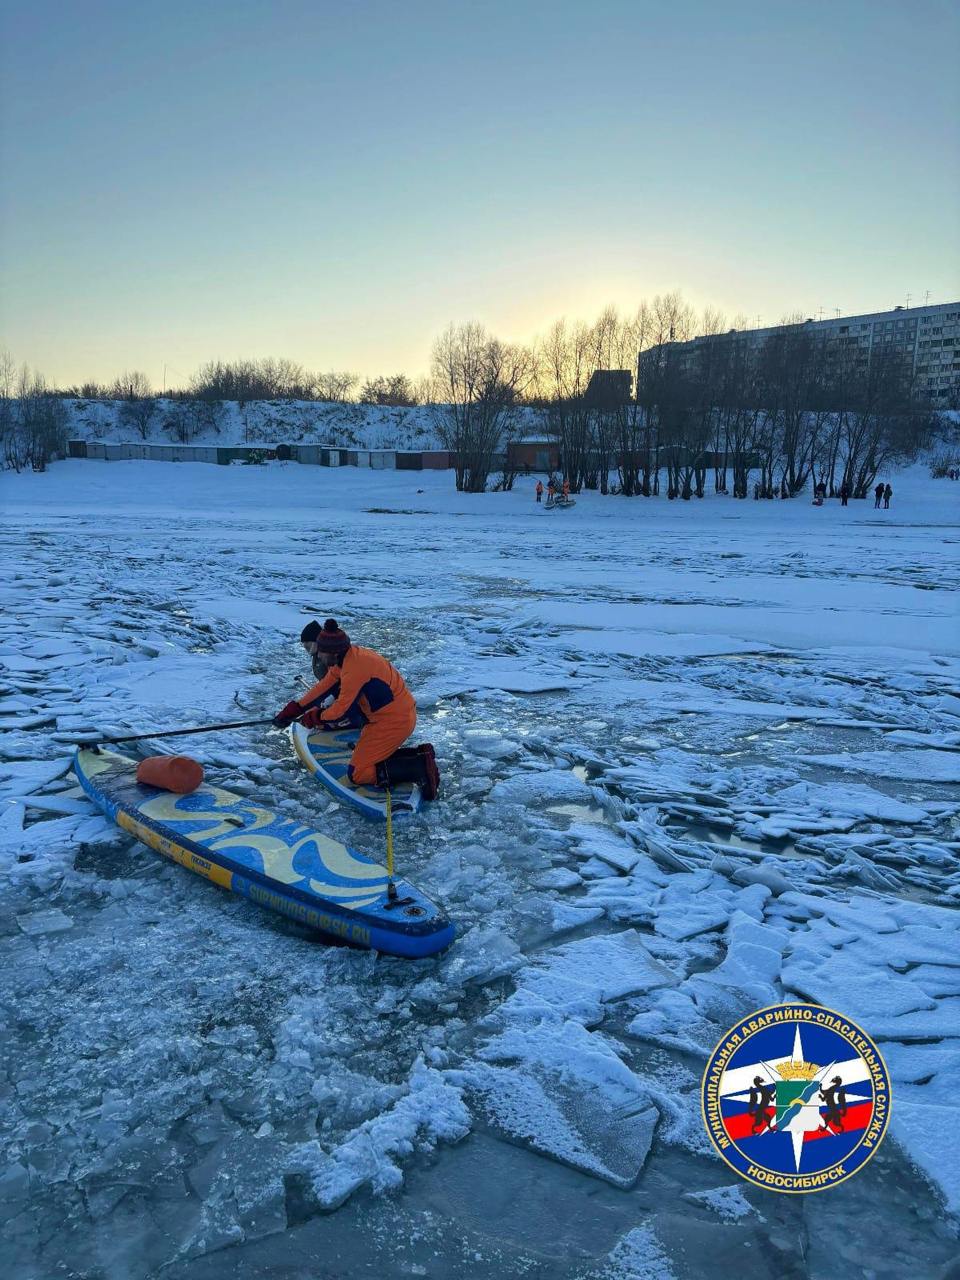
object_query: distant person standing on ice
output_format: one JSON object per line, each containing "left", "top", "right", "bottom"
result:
{"left": 272, "top": 620, "right": 439, "bottom": 798}
{"left": 536, "top": 480, "right": 543, "bottom": 503}
{"left": 884, "top": 483, "right": 893, "bottom": 509}
{"left": 874, "top": 482, "right": 884, "bottom": 509}
{"left": 562, "top": 478, "right": 570, "bottom": 499}
{"left": 547, "top": 480, "right": 555, "bottom": 501}
{"left": 840, "top": 483, "right": 850, "bottom": 507}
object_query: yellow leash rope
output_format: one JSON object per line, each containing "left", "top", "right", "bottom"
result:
{"left": 385, "top": 788, "right": 397, "bottom": 899}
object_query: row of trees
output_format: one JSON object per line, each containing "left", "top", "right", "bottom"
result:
{"left": 59, "top": 362, "right": 429, "bottom": 408}
{"left": 432, "top": 296, "right": 940, "bottom": 496}
{"left": 632, "top": 305, "right": 936, "bottom": 500}
{"left": 0, "top": 355, "right": 69, "bottom": 472}
{"left": 4, "top": 294, "right": 946, "bottom": 489}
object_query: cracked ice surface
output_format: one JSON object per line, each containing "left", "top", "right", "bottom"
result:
{"left": 1, "top": 460, "right": 959, "bottom": 1279}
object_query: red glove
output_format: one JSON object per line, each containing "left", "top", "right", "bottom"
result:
{"left": 301, "top": 708, "right": 328, "bottom": 730}
{"left": 272, "top": 700, "right": 303, "bottom": 728}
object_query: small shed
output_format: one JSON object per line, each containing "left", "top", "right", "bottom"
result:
{"left": 507, "top": 438, "right": 559, "bottom": 472}
{"left": 421, "top": 450, "right": 455, "bottom": 469}
{"left": 216, "top": 446, "right": 255, "bottom": 464}
{"left": 293, "top": 444, "right": 321, "bottom": 465}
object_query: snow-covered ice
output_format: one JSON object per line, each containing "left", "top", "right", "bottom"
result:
{"left": 1, "top": 458, "right": 958, "bottom": 1278}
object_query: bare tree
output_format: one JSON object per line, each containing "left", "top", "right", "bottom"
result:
{"left": 191, "top": 359, "right": 316, "bottom": 404}
{"left": 3, "top": 364, "right": 68, "bottom": 471}
{"left": 432, "top": 323, "right": 531, "bottom": 492}
{"left": 716, "top": 335, "right": 757, "bottom": 498}
{"left": 66, "top": 381, "right": 110, "bottom": 399}
{"left": 0, "top": 351, "right": 16, "bottom": 466}
{"left": 636, "top": 293, "right": 696, "bottom": 496}
{"left": 755, "top": 318, "right": 820, "bottom": 496}
{"left": 839, "top": 349, "right": 931, "bottom": 497}
{"left": 314, "top": 370, "right": 358, "bottom": 403}
{"left": 816, "top": 339, "right": 868, "bottom": 495}
{"left": 111, "top": 370, "right": 153, "bottom": 400}
{"left": 411, "top": 374, "right": 435, "bottom": 406}
{"left": 539, "top": 318, "right": 593, "bottom": 490}
{"left": 163, "top": 403, "right": 192, "bottom": 443}
{"left": 359, "top": 374, "right": 419, "bottom": 405}
{"left": 119, "top": 394, "right": 158, "bottom": 439}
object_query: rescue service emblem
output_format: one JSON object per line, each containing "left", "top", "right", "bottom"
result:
{"left": 701, "top": 1002, "right": 890, "bottom": 1193}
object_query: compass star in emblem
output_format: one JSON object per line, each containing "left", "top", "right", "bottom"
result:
{"left": 760, "top": 1026, "right": 841, "bottom": 1172}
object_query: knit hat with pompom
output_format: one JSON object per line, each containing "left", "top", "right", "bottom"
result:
{"left": 310, "top": 618, "right": 351, "bottom": 654}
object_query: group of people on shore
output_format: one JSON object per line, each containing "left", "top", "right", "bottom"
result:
{"left": 873, "top": 482, "right": 894, "bottom": 509}
{"left": 811, "top": 480, "right": 892, "bottom": 508}
{"left": 534, "top": 477, "right": 571, "bottom": 502}
{"left": 530, "top": 475, "right": 901, "bottom": 509}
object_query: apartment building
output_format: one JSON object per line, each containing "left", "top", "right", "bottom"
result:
{"left": 640, "top": 301, "right": 960, "bottom": 403}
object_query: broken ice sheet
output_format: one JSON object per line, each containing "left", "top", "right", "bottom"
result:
{"left": 460, "top": 1057, "right": 658, "bottom": 1188}
{"left": 753, "top": 779, "right": 930, "bottom": 837}
{"left": 801, "top": 749, "right": 960, "bottom": 784}
{"left": 16, "top": 908, "right": 74, "bottom": 936}
{"left": 291, "top": 1060, "right": 470, "bottom": 1211}
{"left": 446, "top": 932, "right": 677, "bottom": 1187}
{"left": 684, "top": 1183, "right": 764, "bottom": 1222}
{"left": 419, "top": 662, "right": 572, "bottom": 706}
{"left": 512, "top": 930, "right": 678, "bottom": 1012}
{"left": 0, "top": 756, "right": 73, "bottom": 796}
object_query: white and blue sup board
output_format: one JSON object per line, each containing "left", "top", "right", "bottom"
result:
{"left": 290, "top": 723, "right": 421, "bottom": 821}
{"left": 74, "top": 748, "right": 453, "bottom": 958}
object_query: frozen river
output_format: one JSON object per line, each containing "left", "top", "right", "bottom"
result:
{"left": 1, "top": 461, "right": 958, "bottom": 1279}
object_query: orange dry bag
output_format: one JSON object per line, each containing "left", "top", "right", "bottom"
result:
{"left": 136, "top": 755, "right": 204, "bottom": 794}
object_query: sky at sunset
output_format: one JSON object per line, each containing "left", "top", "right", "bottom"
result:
{"left": 1, "top": 0, "right": 958, "bottom": 388}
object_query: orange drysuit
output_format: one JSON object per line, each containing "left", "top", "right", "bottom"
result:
{"left": 298, "top": 645, "right": 416, "bottom": 785}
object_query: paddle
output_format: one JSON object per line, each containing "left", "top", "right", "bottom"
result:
{"left": 89, "top": 710, "right": 359, "bottom": 748}
{"left": 91, "top": 716, "right": 285, "bottom": 746}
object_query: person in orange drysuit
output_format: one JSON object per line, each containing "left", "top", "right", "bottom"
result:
{"left": 273, "top": 619, "right": 439, "bottom": 799}
{"left": 535, "top": 480, "right": 543, "bottom": 503}
{"left": 547, "top": 481, "right": 555, "bottom": 501}
{"left": 562, "top": 478, "right": 570, "bottom": 499}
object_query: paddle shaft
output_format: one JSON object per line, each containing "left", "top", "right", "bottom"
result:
{"left": 93, "top": 716, "right": 283, "bottom": 746}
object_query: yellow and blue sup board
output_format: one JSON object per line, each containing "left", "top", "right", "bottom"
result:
{"left": 290, "top": 723, "right": 421, "bottom": 821}
{"left": 74, "top": 748, "right": 453, "bottom": 958}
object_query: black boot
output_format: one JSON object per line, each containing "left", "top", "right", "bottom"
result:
{"left": 376, "top": 746, "right": 440, "bottom": 801}
{"left": 376, "top": 754, "right": 425, "bottom": 786}
{"left": 416, "top": 744, "right": 440, "bottom": 801}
